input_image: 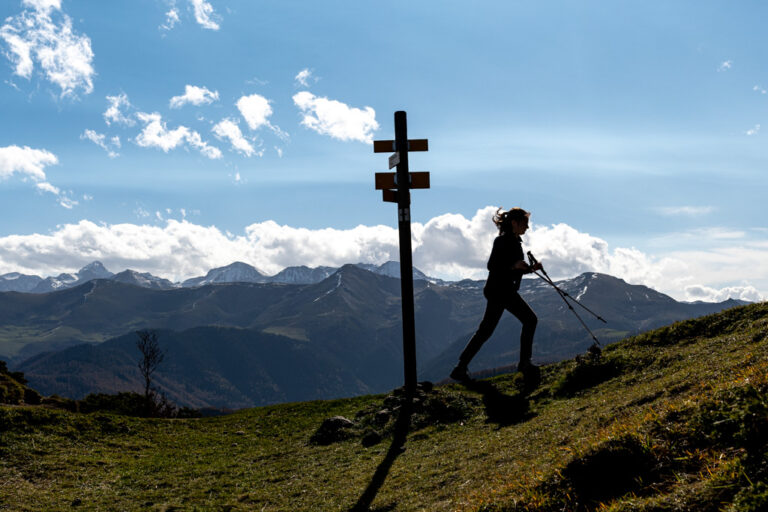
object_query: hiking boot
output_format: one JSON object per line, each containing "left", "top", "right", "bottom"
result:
{"left": 518, "top": 361, "right": 541, "bottom": 381}
{"left": 450, "top": 365, "right": 473, "bottom": 383}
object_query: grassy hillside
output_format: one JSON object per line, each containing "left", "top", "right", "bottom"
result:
{"left": 1, "top": 302, "right": 767, "bottom": 511}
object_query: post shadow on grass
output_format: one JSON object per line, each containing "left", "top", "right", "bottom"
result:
{"left": 349, "top": 398, "right": 413, "bottom": 512}
{"left": 462, "top": 379, "right": 533, "bottom": 427}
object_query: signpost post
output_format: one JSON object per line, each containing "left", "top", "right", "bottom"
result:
{"left": 373, "top": 111, "right": 429, "bottom": 394}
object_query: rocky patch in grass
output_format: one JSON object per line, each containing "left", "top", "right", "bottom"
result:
{"left": 309, "top": 381, "right": 478, "bottom": 447}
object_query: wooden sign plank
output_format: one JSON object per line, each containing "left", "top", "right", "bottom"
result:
{"left": 409, "top": 171, "right": 430, "bottom": 189}
{"left": 407, "top": 139, "right": 428, "bottom": 152}
{"left": 375, "top": 172, "right": 430, "bottom": 190}
{"left": 382, "top": 189, "right": 398, "bottom": 203}
{"left": 373, "top": 139, "right": 429, "bottom": 153}
{"left": 373, "top": 140, "right": 395, "bottom": 153}
{"left": 375, "top": 172, "right": 396, "bottom": 190}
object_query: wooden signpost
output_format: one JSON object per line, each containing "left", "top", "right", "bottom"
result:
{"left": 373, "top": 111, "right": 429, "bottom": 394}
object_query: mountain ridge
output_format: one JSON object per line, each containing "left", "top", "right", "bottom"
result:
{"left": 0, "top": 260, "right": 440, "bottom": 293}
{"left": 4, "top": 266, "right": 749, "bottom": 408}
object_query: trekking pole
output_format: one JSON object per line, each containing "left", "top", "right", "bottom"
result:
{"left": 527, "top": 252, "right": 607, "bottom": 323}
{"left": 526, "top": 251, "right": 604, "bottom": 347}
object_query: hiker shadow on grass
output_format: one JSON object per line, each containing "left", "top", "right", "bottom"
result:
{"left": 462, "top": 379, "right": 534, "bottom": 427}
{"left": 349, "top": 399, "right": 413, "bottom": 512}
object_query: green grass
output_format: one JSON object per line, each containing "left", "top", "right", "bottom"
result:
{"left": 1, "top": 302, "right": 767, "bottom": 511}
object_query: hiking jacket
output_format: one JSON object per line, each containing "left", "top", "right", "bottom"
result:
{"left": 483, "top": 233, "right": 525, "bottom": 299}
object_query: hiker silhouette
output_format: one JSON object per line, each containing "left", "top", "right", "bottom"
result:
{"left": 451, "top": 207, "right": 542, "bottom": 383}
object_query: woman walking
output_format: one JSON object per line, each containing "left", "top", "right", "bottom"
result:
{"left": 450, "top": 207, "right": 542, "bottom": 383}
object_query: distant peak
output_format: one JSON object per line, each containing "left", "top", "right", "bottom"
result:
{"left": 80, "top": 261, "right": 107, "bottom": 270}
{"left": 226, "top": 261, "right": 256, "bottom": 269}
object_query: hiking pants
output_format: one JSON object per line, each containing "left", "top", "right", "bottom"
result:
{"left": 458, "top": 293, "right": 537, "bottom": 367}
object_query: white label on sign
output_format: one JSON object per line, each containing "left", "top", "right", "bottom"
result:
{"left": 389, "top": 152, "right": 400, "bottom": 169}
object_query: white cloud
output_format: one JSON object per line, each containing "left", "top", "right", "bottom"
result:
{"left": 0, "top": 144, "right": 58, "bottom": 181}
{"left": 655, "top": 206, "right": 715, "bottom": 217}
{"left": 35, "top": 181, "right": 59, "bottom": 194}
{"left": 212, "top": 118, "right": 257, "bottom": 157}
{"left": 234, "top": 94, "right": 287, "bottom": 140}
{"left": 23, "top": 0, "right": 61, "bottom": 11}
{"left": 135, "top": 112, "right": 222, "bottom": 159}
{"left": 169, "top": 85, "right": 219, "bottom": 109}
{"left": 0, "top": 144, "right": 78, "bottom": 208}
{"left": 684, "top": 284, "right": 763, "bottom": 303}
{"left": 0, "top": 207, "right": 764, "bottom": 302}
{"left": 80, "top": 129, "right": 119, "bottom": 158}
{"left": 754, "top": 85, "right": 767, "bottom": 95}
{"left": 236, "top": 94, "right": 273, "bottom": 130}
{"left": 746, "top": 124, "right": 760, "bottom": 136}
{"left": 0, "top": 0, "right": 94, "bottom": 96}
{"left": 189, "top": 0, "right": 220, "bottom": 30}
{"left": 160, "top": 8, "right": 180, "bottom": 30}
{"left": 295, "top": 68, "right": 315, "bottom": 87}
{"left": 293, "top": 91, "right": 379, "bottom": 143}
{"left": 57, "top": 195, "right": 77, "bottom": 209}
{"left": 717, "top": 60, "right": 732, "bottom": 72}
{"left": 104, "top": 93, "right": 135, "bottom": 126}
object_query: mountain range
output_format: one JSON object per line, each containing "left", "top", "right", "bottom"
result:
{"left": 1, "top": 262, "right": 747, "bottom": 409}
{"left": 0, "top": 260, "right": 434, "bottom": 293}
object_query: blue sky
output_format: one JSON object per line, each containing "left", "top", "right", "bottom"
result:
{"left": 1, "top": 0, "right": 766, "bottom": 302}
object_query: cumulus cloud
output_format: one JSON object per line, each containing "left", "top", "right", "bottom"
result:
{"left": 0, "top": 144, "right": 77, "bottom": 208}
{"left": 684, "top": 284, "right": 763, "bottom": 303}
{"left": 169, "top": 85, "right": 219, "bottom": 109}
{"left": 0, "top": 0, "right": 94, "bottom": 96}
{"left": 135, "top": 112, "right": 222, "bottom": 159}
{"left": 236, "top": 93, "right": 273, "bottom": 130}
{"left": 0, "top": 219, "right": 398, "bottom": 282}
{"left": 189, "top": 0, "right": 220, "bottom": 30}
{"left": 104, "top": 93, "right": 135, "bottom": 126}
{"left": 80, "top": 129, "right": 120, "bottom": 158}
{"left": 746, "top": 124, "right": 760, "bottom": 136}
{"left": 754, "top": 85, "right": 767, "bottom": 95}
{"left": 293, "top": 91, "right": 378, "bottom": 143}
{"left": 0, "top": 144, "right": 57, "bottom": 181}
{"left": 234, "top": 93, "right": 287, "bottom": 140}
{"left": 212, "top": 118, "right": 257, "bottom": 157}
{"left": 295, "top": 68, "right": 315, "bottom": 87}
{"left": 0, "top": 206, "right": 764, "bottom": 302}
{"left": 717, "top": 60, "right": 732, "bottom": 72}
